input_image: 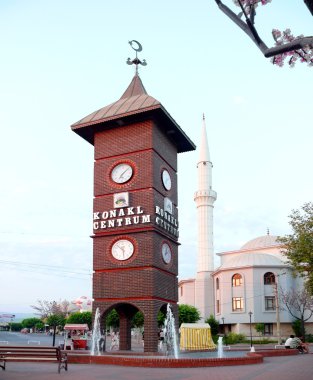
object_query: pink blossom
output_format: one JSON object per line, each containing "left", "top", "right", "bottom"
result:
{"left": 271, "top": 28, "right": 313, "bottom": 67}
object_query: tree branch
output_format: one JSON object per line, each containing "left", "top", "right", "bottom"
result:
{"left": 215, "top": 0, "right": 313, "bottom": 59}
{"left": 215, "top": 0, "right": 268, "bottom": 53}
{"left": 265, "top": 36, "right": 313, "bottom": 57}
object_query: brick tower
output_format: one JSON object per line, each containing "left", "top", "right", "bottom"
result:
{"left": 71, "top": 49, "right": 195, "bottom": 353}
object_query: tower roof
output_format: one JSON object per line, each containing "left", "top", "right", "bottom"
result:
{"left": 71, "top": 74, "right": 196, "bottom": 153}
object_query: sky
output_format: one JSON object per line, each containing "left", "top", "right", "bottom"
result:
{"left": 0, "top": 0, "right": 312, "bottom": 314}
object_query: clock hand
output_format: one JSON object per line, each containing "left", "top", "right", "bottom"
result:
{"left": 119, "top": 245, "right": 125, "bottom": 258}
{"left": 119, "top": 168, "right": 130, "bottom": 179}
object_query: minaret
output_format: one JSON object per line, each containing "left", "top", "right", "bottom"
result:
{"left": 194, "top": 115, "right": 217, "bottom": 321}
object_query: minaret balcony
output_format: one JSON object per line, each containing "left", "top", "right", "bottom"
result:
{"left": 194, "top": 189, "right": 217, "bottom": 199}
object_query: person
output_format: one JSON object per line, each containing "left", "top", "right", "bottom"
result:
{"left": 99, "top": 335, "right": 105, "bottom": 353}
{"left": 159, "top": 329, "right": 164, "bottom": 342}
{"left": 284, "top": 335, "right": 294, "bottom": 349}
{"left": 158, "top": 329, "right": 164, "bottom": 350}
{"left": 110, "top": 332, "right": 119, "bottom": 351}
{"left": 289, "top": 335, "right": 304, "bottom": 353}
{"left": 299, "top": 337, "right": 309, "bottom": 354}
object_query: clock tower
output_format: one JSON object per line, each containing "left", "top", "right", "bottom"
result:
{"left": 71, "top": 44, "right": 195, "bottom": 353}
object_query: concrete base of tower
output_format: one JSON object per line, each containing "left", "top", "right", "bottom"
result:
{"left": 194, "top": 271, "right": 214, "bottom": 322}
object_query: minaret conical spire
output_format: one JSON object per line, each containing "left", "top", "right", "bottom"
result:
{"left": 197, "top": 114, "right": 213, "bottom": 193}
{"left": 198, "top": 114, "right": 210, "bottom": 163}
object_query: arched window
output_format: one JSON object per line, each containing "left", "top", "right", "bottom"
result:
{"left": 216, "top": 278, "right": 220, "bottom": 290}
{"left": 232, "top": 273, "right": 243, "bottom": 287}
{"left": 264, "top": 272, "right": 275, "bottom": 285}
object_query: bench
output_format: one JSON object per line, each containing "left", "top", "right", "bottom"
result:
{"left": 275, "top": 344, "right": 285, "bottom": 349}
{"left": 0, "top": 346, "right": 68, "bottom": 373}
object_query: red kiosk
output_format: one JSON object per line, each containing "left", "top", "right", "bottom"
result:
{"left": 63, "top": 324, "right": 89, "bottom": 350}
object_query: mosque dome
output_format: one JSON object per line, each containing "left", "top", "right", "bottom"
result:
{"left": 240, "top": 235, "right": 281, "bottom": 250}
{"left": 219, "top": 252, "right": 285, "bottom": 269}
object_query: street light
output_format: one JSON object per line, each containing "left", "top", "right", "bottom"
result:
{"left": 248, "top": 311, "right": 253, "bottom": 350}
{"left": 10, "top": 315, "right": 15, "bottom": 332}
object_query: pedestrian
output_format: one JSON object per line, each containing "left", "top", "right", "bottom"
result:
{"left": 290, "top": 335, "right": 304, "bottom": 353}
{"left": 299, "top": 337, "right": 309, "bottom": 354}
{"left": 284, "top": 335, "right": 294, "bottom": 349}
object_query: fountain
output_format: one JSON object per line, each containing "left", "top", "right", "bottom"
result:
{"left": 90, "top": 307, "right": 102, "bottom": 356}
{"left": 70, "top": 304, "right": 264, "bottom": 368}
{"left": 69, "top": 304, "right": 264, "bottom": 367}
{"left": 163, "top": 303, "right": 179, "bottom": 358}
{"left": 217, "top": 336, "right": 224, "bottom": 358}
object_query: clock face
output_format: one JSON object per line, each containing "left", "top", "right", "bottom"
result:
{"left": 162, "top": 169, "right": 172, "bottom": 191}
{"left": 162, "top": 243, "right": 172, "bottom": 264}
{"left": 112, "top": 239, "right": 134, "bottom": 261}
{"left": 111, "top": 163, "right": 133, "bottom": 184}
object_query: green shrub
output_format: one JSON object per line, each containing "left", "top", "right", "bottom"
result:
{"left": 205, "top": 315, "right": 219, "bottom": 336}
{"left": 305, "top": 334, "right": 313, "bottom": 343}
{"left": 292, "top": 320, "right": 304, "bottom": 337}
{"left": 8, "top": 322, "right": 22, "bottom": 331}
{"left": 225, "top": 332, "right": 245, "bottom": 344}
{"left": 254, "top": 323, "right": 265, "bottom": 336}
{"left": 66, "top": 312, "right": 92, "bottom": 329}
{"left": 246, "top": 338, "right": 277, "bottom": 344}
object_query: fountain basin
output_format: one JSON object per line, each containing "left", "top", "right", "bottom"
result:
{"left": 67, "top": 351, "right": 263, "bottom": 367}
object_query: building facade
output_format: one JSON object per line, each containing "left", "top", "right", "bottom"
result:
{"left": 213, "top": 234, "right": 313, "bottom": 337}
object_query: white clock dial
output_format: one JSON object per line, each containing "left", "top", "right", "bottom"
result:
{"left": 111, "top": 163, "right": 133, "bottom": 184}
{"left": 112, "top": 239, "right": 134, "bottom": 261}
{"left": 162, "top": 169, "right": 172, "bottom": 191}
{"left": 162, "top": 243, "right": 172, "bottom": 264}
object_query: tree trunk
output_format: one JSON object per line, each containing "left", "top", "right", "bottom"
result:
{"left": 301, "top": 318, "right": 305, "bottom": 341}
{"left": 52, "top": 325, "right": 56, "bottom": 346}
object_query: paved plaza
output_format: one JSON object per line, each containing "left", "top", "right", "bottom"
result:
{"left": 1, "top": 331, "right": 312, "bottom": 380}
{"left": 0, "top": 354, "right": 312, "bottom": 380}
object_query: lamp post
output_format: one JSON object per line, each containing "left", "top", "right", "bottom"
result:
{"left": 9, "top": 315, "right": 15, "bottom": 332}
{"left": 248, "top": 311, "right": 253, "bottom": 350}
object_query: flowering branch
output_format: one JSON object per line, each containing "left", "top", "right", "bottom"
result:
{"left": 215, "top": 0, "right": 313, "bottom": 67}
{"left": 234, "top": 0, "right": 272, "bottom": 19}
{"left": 271, "top": 29, "right": 313, "bottom": 67}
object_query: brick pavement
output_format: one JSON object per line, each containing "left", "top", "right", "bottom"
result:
{"left": 0, "top": 354, "right": 312, "bottom": 380}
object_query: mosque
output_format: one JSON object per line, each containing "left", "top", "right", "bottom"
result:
{"left": 178, "top": 118, "right": 313, "bottom": 339}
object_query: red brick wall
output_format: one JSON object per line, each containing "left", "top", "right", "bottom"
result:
{"left": 93, "top": 268, "right": 178, "bottom": 300}
{"left": 92, "top": 117, "right": 179, "bottom": 353}
{"left": 93, "top": 231, "right": 178, "bottom": 274}
{"left": 94, "top": 120, "right": 177, "bottom": 170}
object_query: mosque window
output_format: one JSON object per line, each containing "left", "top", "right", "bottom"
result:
{"left": 264, "top": 323, "right": 273, "bottom": 335}
{"left": 265, "top": 296, "right": 275, "bottom": 310}
{"left": 232, "top": 297, "right": 244, "bottom": 311}
{"left": 232, "top": 273, "right": 243, "bottom": 287}
{"left": 216, "top": 278, "right": 220, "bottom": 290}
{"left": 264, "top": 272, "right": 275, "bottom": 285}
{"left": 216, "top": 300, "right": 220, "bottom": 314}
